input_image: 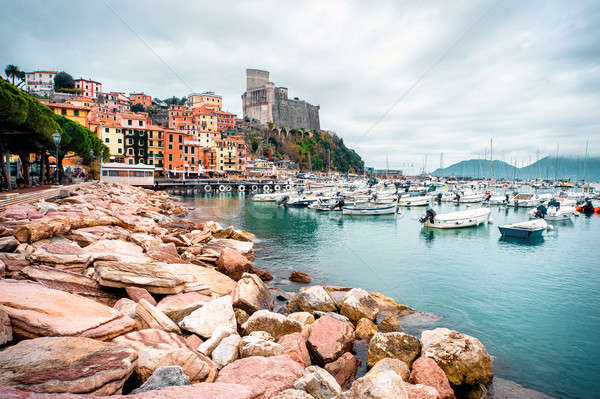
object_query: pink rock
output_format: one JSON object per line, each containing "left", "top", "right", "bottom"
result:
{"left": 278, "top": 332, "right": 311, "bottom": 367}
{"left": 126, "top": 287, "right": 157, "bottom": 306}
{"left": 404, "top": 384, "right": 442, "bottom": 399}
{"left": 216, "top": 247, "right": 252, "bottom": 281}
{"left": 325, "top": 352, "right": 360, "bottom": 389}
{"left": 409, "top": 357, "right": 454, "bottom": 399}
{"left": 1, "top": 204, "right": 42, "bottom": 220}
{"left": 307, "top": 316, "right": 355, "bottom": 365}
{"left": 0, "top": 383, "right": 254, "bottom": 399}
{"left": 215, "top": 355, "right": 303, "bottom": 399}
{"left": 0, "top": 308, "right": 12, "bottom": 345}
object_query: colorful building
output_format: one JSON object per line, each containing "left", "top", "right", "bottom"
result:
{"left": 162, "top": 130, "right": 204, "bottom": 175}
{"left": 214, "top": 110, "right": 237, "bottom": 132}
{"left": 97, "top": 123, "right": 124, "bottom": 160}
{"left": 215, "top": 135, "right": 246, "bottom": 173}
{"left": 119, "top": 113, "right": 148, "bottom": 165}
{"left": 188, "top": 91, "right": 222, "bottom": 111}
{"left": 42, "top": 101, "right": 90, "bottom": 128}
{"left": 24, "top": 70, "right": 57, "bottom": 94}
{"left": 104, "top": 92, "right": 131, "bottom": 113}
{"left": 147, "top": 125, "right": 165, "bottom": 172}
{"left": 130, "top": 93, "right": 152, "bottom": 108}
{"left": 74, "top": 78, "right": 102, "bottom": 98}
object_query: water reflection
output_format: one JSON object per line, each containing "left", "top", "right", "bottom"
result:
{"left": 498, "top": 235, "right": 545, "bottom": 247}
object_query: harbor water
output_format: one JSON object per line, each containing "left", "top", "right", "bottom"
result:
{"left": 182, "top": 194, "right": 599, "bottom": 399}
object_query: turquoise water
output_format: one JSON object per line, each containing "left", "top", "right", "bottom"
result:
{"left": 182, "top": 194, "right": 599, "bottom": 399}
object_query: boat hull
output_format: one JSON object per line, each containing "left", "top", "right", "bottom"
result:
{"left": 499, "top": 226, "right": 544, "bottom": 238}
{"left": 423, "top": 208, "right": 491, "bottom": 229}
{"left": 398, "top": 197, "right": 430, "bottom": 207}
{"left": 342, "top": 204, "right": 398, "bottom": 215}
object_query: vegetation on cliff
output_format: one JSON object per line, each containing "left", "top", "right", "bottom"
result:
{"left": 242, "top": 127, "right": 364, "bottom": 173}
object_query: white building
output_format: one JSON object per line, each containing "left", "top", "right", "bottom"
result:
{"left": 100, "top": 163, "right": 154, "bottom": 186}
{"left": 24, "top": 70, "right": 57, "bottom": 94}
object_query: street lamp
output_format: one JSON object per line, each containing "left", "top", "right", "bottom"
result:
{"left": 89, "top": 150, "right": 94, "bottom": 181}
{"left": 52, "top": 131, "right": 61, "bottom": 185}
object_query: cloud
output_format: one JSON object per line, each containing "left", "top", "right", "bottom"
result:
{"left": 1, "top": 0, "right": 599, "bottom": 169}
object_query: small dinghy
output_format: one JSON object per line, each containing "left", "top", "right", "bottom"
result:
{"left": 498, "top": 219, "right": 548, "bottom": 239}
{"left": 419, "top": 208, "right": 491, "bottom": 229}
{"left": 398, "top": 195, "right": 431, "bottom": 207}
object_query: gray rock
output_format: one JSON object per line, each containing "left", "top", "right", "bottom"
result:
{"left": 273, "top": 388, "right": 316, "bottom": 398}
{"left": 294, "top": 365, "right": 341, "bottom": 399}
{"left": 314, "top": 311, "right": 350, "bottom": 324}
{"left": 131, "top": 365, "right": 189, "bottom": 394}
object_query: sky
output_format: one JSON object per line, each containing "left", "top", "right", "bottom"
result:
{"left": 2, "top": 0, "right": 600, "bottom": 171}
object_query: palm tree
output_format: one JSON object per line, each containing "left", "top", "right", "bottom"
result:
{"left": 4, "top": 65, "right": 19, "bottom": 84}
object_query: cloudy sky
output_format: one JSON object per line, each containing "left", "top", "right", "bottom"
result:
{"left": 2, "top": 0, "right": 599, "bottom": 171}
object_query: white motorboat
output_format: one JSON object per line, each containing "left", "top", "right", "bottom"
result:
{"left": 342, "top": 203, "right": 398, "bottom": 215}
{"left": 452, "top": 190, "right": 486, "bottom": 203}
{"left": 419, "top": 207, "right": 491, "bottom": 229}
{"left": 488, "top": 194, "right": 509, "bottom": 205}
{"left": 398, "top": 195, "right": 431, "bottom": 207}
{"left": 528, "top": 205, "right": 575, "bottom": 221}
{"left": 508, "top": 193, "right": 543, "bottom": 207}
{"left": 252, "top": 192, "right": 289, "bottom": 202}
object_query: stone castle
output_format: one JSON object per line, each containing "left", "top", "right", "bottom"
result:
{"left": 241, "top": 69, "right": 320, "bottom": 131}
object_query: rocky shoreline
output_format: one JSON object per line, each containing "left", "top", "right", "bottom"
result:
{"left": 0, "top": 182, "right": 496, "bottom": 399}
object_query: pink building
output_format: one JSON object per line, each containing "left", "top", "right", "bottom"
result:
{"left": 75, "top": 78, "right": 102, "bottom": 98}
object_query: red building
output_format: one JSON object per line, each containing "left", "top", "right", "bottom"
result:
{"left": 74, "top": 78, "right": 102, "bottom": 98}
{"left": 214, "top": 110, "right": 237, "bottom": 132}
{"left": 130, "top": 93, "right": 152, "bottom": 108}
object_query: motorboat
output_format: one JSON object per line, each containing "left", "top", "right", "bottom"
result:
{"left": 498, "top": 219, "right": 548, "bottom": 239}
{"left": 528, "top": 202, "right": 575, "bottom": 221}
{"left": 508, "top": 193, "right": 543, "bottom": 207}
{"left": 398, "top": 195, "right": 431, "bottom": 207}
{"left": 308, "top": 198, "right": 346, "bottom": 211}
{"left": 277, "top": 194, "right": 318, "bottom": 208}
{"left": 342, "top": 203, "right": 398, "bottom": 215}
{"left": 252, "top": 192, "right": 289, "bottom": 202}
{"left": 575, "top": 198, "right": 600, "bottom": 215}
{"left": 419, "top": 207, "right": 491, "bottom": 229}
{"left": 452, "top": 190, "right": 486, "bottom": 204}
{"left": 488, "top": 194, "right": 509, "bottom": 205}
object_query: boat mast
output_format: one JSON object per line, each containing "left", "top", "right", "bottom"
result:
{"left": 554, "top": 144, "right": 559, "bottom": 182}
{"left": 490, "top": 138, "right": 493, "bottom": 187}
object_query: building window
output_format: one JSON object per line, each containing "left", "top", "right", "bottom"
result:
{"left": 118, "top": 138, "right": 122, "bottom": 143}
{"left": 178, "top": 135, "right": 182, "bottom": 143}
{"left": 61, "top": 109, "right": 66, "bottom": 115}
{"left": 118, "top": 148, "right": 122, "bottom": 154}
{"left": 128, "top": 120, "right": 132, "bottom": 125}
{"left": 168, "top": 144, "right": 172, "bottom": 150}
{"left": 169, "top": 134, "right": 173, "bottom": 143}
{"left": 138, "top": 121, "right": 143, "bottom": 126}
{"left": 104, "top": 138, "right": 109, "bottom": 143}
{"left": 169, "top": 154, "right": 173, "bottom": 161}
{"left": 105, "top": 128, "right": 109, "bottom": 133}
{"left": 129, "top": 159, "right": 133, "bottom": 164}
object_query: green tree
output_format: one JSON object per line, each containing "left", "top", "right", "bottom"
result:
{"left": 54, "top": 71, "right": 75, "bottom": 92}
{"left": 4, "top": 65, "right": 19, "bottom": 84}
{"left": 130, "top": 103, "right": 145, "bottom": 113}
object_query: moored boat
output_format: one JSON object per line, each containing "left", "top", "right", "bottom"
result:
{"left": 498, "top": 219, "right": 548, "bottom": 238}
{"left": 398, "top": 195, "right": 431, "bottom": 207}
{"left": 342, "top": 203, "right": 398, "bottom": 215}
{"left": 419, "top": 207, "right": 491, "bottom": 229}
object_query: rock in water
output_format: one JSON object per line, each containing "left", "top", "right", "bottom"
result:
{"left": 242, "top": 309, "right": 303, "bottom": 340}
{"left": 355, "top": 318, "right": 378, "bottom": 341}
{"left": 324, "top": 352, "right": 361, "bottom": 389}
{"left": 131, "top": 366, "right": 190, "bottom": 394}
{"left": 409, "top": 357, "right": 454, "bottom": 399}
{"left": 294, "top": 365, "right": 342, "bottom": 399}
{"left": 0, "top": 308, "right": 13, "bottom": 345}
{"left": 216, "top": 355, "right": 304, "bottom": 399}
{"left": 0, "top": 279, "right": 135, "bottom": 340}
{"left": 113, "top": 329, "right": 217, "bottom": 383}
{"left": 307, "top": 316, "right": 355, "bottom": 365}
{"left": 232, "top": 272, "right": 274, "bottom": 314}
{"left": 179, "top": 295, "right": 236, "bottom": 338}
{"left": 367, "top": 358, "right": 410, "bottom": 381}
{"left": 378, "top": 313, "right": 401, "bottom": 333}
{"left": 288, "top": 285, "right": 337, "bottom": 313}
{"left": 0, "top": 336, "right": 137, "bottom": 395}
{"left": 289, "top": 270, "right": 312, "bottom": 283}
{"left": 366, "top": 332, "right": 421, "bottom": 367}
{"left": 216, "top": 247, "right": 252, "bottom": 280}
{"left": 421, "top": 327, "right": 493, "bottom": 387}
{"left": 339, "top": 288, "right": 379, "bottom": 323}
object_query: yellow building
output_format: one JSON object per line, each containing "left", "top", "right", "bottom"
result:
{"left": 147, "top": 125, "right": 164, "bottom": 171}
{"left": 67, "top": 96, "right": 96, "bottom": 108}
{"left": 188, "top": 91, "right": 222, "bottom": 111}
{"left": 215, "top": 135, "right": 246, "bottom": 173}
{"left": 97, "top": 124, "right": 124, "bottom": 159}
{"left": 44, "top": 101, "right": 90, "bottom": 128}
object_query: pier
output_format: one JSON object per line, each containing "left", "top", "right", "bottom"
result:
{"left": 150, "top": 178, "right": 293, "bottom": 195}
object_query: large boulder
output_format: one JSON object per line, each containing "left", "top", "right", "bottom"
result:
{"left": 293, "top": 365, "right": 341, "bottom": 399}
{"left": 216, "top": 247, "right": 252, "bottom": 280}
{"left": 0, "top": 236, "right": 19, "bottom": 251}
{"left": 84, "top": 239, "right": 151, "bottom": 263}
{"left": 94, "top": 261, "right": 187, "bottom": 294}
{"left": 409, "top": 357, "right": 454, "bottom": 399}
{"left": 307, "top": 316, "right": 354, "bottom": 365}
{"left": 278, "top": 332, "right": 311, "bottom": 367}
{"left": 239, "top": 335, "right": 285, "bottom": 358}
{"left": 0, "top": 308, "right": 12, "bottom": 345}
{"left": 367, "top": 332, "right": 421, "bottom": 367}
{"left": 378, "top": 313, "right": 401, "bottom": 333}
{"left": 324, "top": 352, "right": 361, "bottom": 389}
{"left": 165, "top": 263, "right": 236, "bottom": 296}
{"left": 288, "top": 285, "right": 337, "bottom": 313}
{"left": 420, "top": 328, "right": 493, "bottom": 387}
{"left": 216, "top": 355, "right": 304, "bottom": 399}
{"left": 0, "top": 383, "right": 254, "bottom": 399}
{"left": 179, "top": 295, "right": 236, "bottom": 338}
{"left": 1, "top": 204, "right": 43, "bottom": 220}
{"left": 28, "top": 239, "right": 92, "bottom": 274}
{"left": 341, "top": 370, "right": 408, "bottom": 399}
{"left": 204, "top": 238, "right": 254, "bottom": 260}
{"left": 0, "top": 279, "right": 135, "bottom": 340}
{"left": 113, "top": 329, "right": 217, "bottom": 383}
{"left": 355, "top": 318, "right": 378, "bottom": 341}
{"left": 131, "top": 365, "right": 189, "bottom": 394}
{"left": 367, "top": 358, "right": 410, "bottom": 381}
{"left": 156, "top": 292, "right": 213, "bottom": 323}
{"left": 232, "top": 272, "right": 274, "bottom": 314}
{"left": 135, "top": 298, "right": 181, "bottom": 334}
{"left": 0, "top": 336, "right": 136, "bottom": 395}
{"left": 289, "top": 270, "right": 311, "bottom": 283}
{"left": 339, "top": 288, "right": 379, "bottom": 323}
{"left": 242, "top": 310, "right": 303, "bottom": 340}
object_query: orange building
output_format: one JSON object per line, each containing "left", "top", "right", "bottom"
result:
{"left": 162, "top": 129, "right": 203, "bottom": 175}
{"left": 130, "top": 92, "right": 152, "bottom": 108}
{"left": 168, "top": 104, "right": 192, "bottom": 130}
{"left": 214, "top": 110, "right": 237, "bottom": 132}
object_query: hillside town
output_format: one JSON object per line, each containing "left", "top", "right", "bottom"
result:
{"left": 23, "top": 69, "right": 246, "bottom": 178}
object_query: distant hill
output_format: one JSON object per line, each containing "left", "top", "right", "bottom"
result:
{"left": 431, "top": 156, "right": 600, "bottom": 181}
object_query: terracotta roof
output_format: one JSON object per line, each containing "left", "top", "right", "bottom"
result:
{"left": 118, "top": 113, "right": 146, "bottom": 120}
{"left": 44, "top": 102, "right": 90, "bottom": 111}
